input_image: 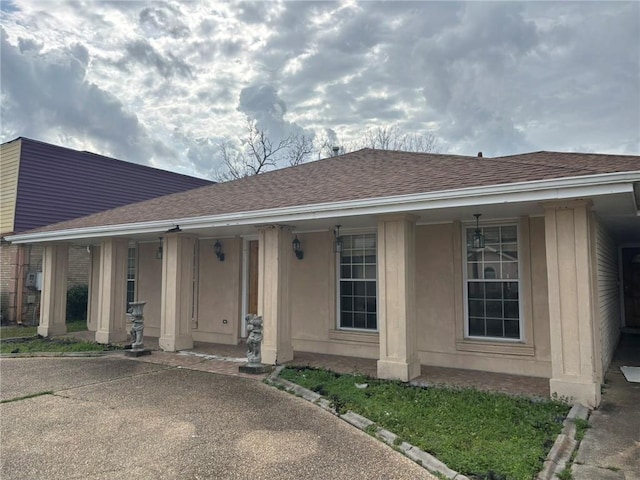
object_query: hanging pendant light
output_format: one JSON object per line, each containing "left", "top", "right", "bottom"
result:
{"left": 472, "top": 214, "right": 485, "bottom": 250}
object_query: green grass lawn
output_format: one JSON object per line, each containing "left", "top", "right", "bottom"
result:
{"left": 279, "top": 366, "right": 569, "bottom": 480}
{"left": 0, "top": 319, "right": 87, "bottom": 340}
{"left": 0, "top": 337, "right": 117, "bottom": 354}
{"left": 0, "top": 319, "right": 118, "bottom": 354}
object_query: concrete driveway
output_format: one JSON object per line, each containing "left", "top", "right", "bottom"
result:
{"left": 0, "top": 356, "right": 434, "bottom": 480}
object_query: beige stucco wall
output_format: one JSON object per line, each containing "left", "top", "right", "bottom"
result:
{"left": 290, "top": 231, "right": 380, "bottom": 358}
{"left": 131, "top": 217, "right": 553, "bottom": 379}
{"left": 194, "top": 237, "right": 242, "bottom": 344}
{"left": 134, "top": 237, "right": 243, "bottom": 344}
{"left": 136, "top": 242, "right": 162, "bottom": 337}
{"left": 414, "top": 218, "right": 551, "bottom": 378}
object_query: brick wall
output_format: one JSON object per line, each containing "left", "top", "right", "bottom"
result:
{"left": 0, "top": 242, "right": 89, "bottom": 324}
{"left": 0, "top": 240, "right": 19, "bottom": 322}
{"left": 68, "top": 246, "right": 90, "bottom": 286}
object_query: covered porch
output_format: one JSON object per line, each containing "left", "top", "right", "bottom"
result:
{"left": 64, "top": 329, "right": 551, "bottom": 398}
{"left": 19, "top": 171, "right": 640, "bottom": 408}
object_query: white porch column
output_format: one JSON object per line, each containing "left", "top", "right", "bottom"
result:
{"left": 87, "top": 245, "right": 100, "bottom": 332}
{"left": 95, "top": 239, "right": 128, "bottom": 344}
{"left": 159, "top": 234, "right": 195, "bottom": 351}
{"left": 544, "top": 200, "right": 601, "bottom": 408}
{"left": 258, "top": 225, "right": 293, "bottom": 365}
{"left": 37, "top": 243, "right": 69, "bottom": 337}
{"left": 376, "top": 214, "right": 421, "bottom": 382}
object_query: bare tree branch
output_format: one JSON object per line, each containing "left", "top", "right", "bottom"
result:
{"left": 214, "top": 122, "right": 442, "bottom": 181}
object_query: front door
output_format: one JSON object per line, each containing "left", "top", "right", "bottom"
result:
{"left": 622, "top": 247, "right": 640, "bottom": 328}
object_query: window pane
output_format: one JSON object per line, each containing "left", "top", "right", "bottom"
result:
{"left": 352, "top": 265, "right": 364, "bottom": 279}
{"left": 501, "top": 243, "right": 518, "bottom": 260}
{"left": 366, "top": 297, "right": 377, "bottom": 313}
{"left": 504, "top": 320, "right": 520, "bottom": 338}
{"left": 504, "top": 301, "right": 519, "bottom": 319}
{"left": 469, "top": 300, "right": 484, "bottom": 317}
{"left": 354, "top": 296, "right": 366, "bottom": 312}
{"left": 484, "top": 227, "right": 500, "bottom": 245}
{"left": 483, "top": 265, "right": 498, "bottom": 279}
{"left": 504, "top": 282, "right": 518, "bottom": 300}
{"left": 367, "top": 314, "right": 377, "bottom": 330}
{"left": 366, "top": 281, "right": 377, "bottom": 297}
{"left": 483, "top": 248, "right": 501, "bottom": 262}
{"left": 469, "top": 317, "right": 485, "bottom": 336}
{"left": 467, "top": 263, "right": 481, "bottom": 279}
{"left": 354, "top": 282, "right": 366, "bottom": 296}
{"left": 468, "top": 282, "right": 484, "bottom": 299}
{"left": 340, "top": 282, "right": 352, "bottom": 295}
{"left": 354, "top": 313, "right": 366, "bottom": 329}
{"left": 501, "top": 226, "right": 517, "bottom": 242}
{"left": 485, "top": 282, "right": 502, "bottom": 299}
{"left": 365, "top": 265, "right": 376, "bottom": 279}
{"left": 502, "top": 262, "right": 518, "bottom": 280}
{"left": 486, "top": 300, "right": 503, "bottom": 319}
{"left": 341, "top": 265, "right": 351, "bottom": 278}
{"left": 486, "top": 318, "right": 503, "bottom": 337}
{"left": 341, "top": 311, "right": 353, "bottom": 328}
{"left": 341, "top": 295, "right": 353, "bottom": 312}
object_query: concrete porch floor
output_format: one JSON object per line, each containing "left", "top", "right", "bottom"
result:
{"left": 66, "top": 331, "right": 550, "bottom": 398}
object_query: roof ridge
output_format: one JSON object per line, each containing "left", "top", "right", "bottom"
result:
{"left": 486, "top": 152, "right": 615, "bottom": 175}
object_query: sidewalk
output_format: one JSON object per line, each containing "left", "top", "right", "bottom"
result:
{"left": 572, "top": 332, "right": 640, "bottom": 479}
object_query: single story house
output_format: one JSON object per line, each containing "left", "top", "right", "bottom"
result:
{"left": 6, "top": 149, "right": 640, "bottom": 407}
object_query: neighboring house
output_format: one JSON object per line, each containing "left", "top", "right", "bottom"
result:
{"left": 0, "top": 137, "right": 213, "bottom": 324}
{"left": 6, "top": 148, "right": 640, "bottom": 407}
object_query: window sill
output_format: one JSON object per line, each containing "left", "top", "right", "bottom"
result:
{"left": 329, "top": 329, "right": 379, "bottom": 344}
{"left": 456, "top": 339, "right": 534, "bottom": 356}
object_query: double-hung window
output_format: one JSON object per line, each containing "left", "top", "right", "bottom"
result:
{"left": 465, "top": 224, "right": 520, "bottom": 340}
{"left": 126, "top": 246, "right": 137, "bottom": 308}
{"left": 338, "top": 233, "right": 377, "bottom": 330}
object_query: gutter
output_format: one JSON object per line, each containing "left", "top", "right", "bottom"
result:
{"left": 6, "top": 171, "right": 639, "bottom": 244}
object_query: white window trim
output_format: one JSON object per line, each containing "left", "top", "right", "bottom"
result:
{"left": 126, "top": 244, "right": 138, "bottom": 308}
{"left": 335, "top": 230, "right": 379, "bottom": 332}
{"left": 461, "top": 221, "right": 523, "bottom": 342}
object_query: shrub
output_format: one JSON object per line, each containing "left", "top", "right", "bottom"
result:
{"left": 66, "top": 284, "right": 88, "bottom": 320}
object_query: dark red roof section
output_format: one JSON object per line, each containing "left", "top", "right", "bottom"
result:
{"left": 11, "top": 137, "right": 212, "bottom": 233}
{"left": 20, "top": 148, "right": 640, "bottom": 234}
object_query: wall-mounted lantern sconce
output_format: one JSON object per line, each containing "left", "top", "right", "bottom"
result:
{"left": 472, "top": 214, "right": 485, "bottom": 250}
{"left": 333, "top": 225, "right": 343, "bottom": 253}
{"left": 214, "top": 240, "right": 225, "bottom": 262}
{"left": 156, "top": 237, "right": 163, "bottom": 260}
{"left": 292, "top": 236, "right": 304, "bottom": 260}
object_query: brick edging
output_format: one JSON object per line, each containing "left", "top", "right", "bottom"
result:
{"left": 265, "top": 367, "right": 470, "bottom": 480}
{"left": 536, "top": 403, "right": 590, "bottom": 480}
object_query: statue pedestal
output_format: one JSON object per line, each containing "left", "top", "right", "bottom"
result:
{"left": 239, "top": 363, "right": 273, "bottom": 374}
{"left": 124, "top": 347, "right": 152, "bottom": 357}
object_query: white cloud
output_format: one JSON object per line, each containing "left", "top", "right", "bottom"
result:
{"left": 0, "top": 0, "right": 637, "bottom": 179}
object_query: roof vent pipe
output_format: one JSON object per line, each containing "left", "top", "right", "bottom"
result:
{"left": 332, "top": 146, "right": 340, "bottom": 156}
{"left": 477, "top": 152, "right": 483, "bottom": 157}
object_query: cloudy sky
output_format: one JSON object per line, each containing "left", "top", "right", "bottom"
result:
{"left": 1, "top": 1, "right": 638, "bottom": 179}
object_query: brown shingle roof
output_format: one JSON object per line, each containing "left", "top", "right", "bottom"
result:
{"left": 24, "top": 149, "right": 640, "bottom": 234}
